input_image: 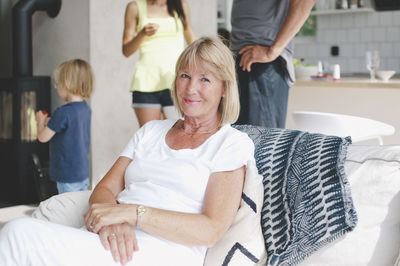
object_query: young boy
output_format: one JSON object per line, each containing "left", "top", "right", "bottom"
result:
{"left": 36, "top": 59, "right": 94, "bottom": 194}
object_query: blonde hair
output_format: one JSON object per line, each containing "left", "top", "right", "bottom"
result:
{"left": 54, "top": 59, "right": 94, "bottom": 98}
{"left": 171, "top": 37, "right": 240, "bottom": 126}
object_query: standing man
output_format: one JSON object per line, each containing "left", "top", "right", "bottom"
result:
{"left": 231, "top": 0, "right": 316, "bottom": 128}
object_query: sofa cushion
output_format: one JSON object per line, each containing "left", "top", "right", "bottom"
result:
{"left": 204, "top": 160, "right": 267, "bottom": 266}
{"left": 234, "top": 125, "right": 357, "bottom": 266}
{"left": 32, "top": 190, "right": 91, "bottom": 228}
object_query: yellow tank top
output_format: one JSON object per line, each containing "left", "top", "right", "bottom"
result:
{"left": 131, "top": 0, "right": 185, "bottom": 92}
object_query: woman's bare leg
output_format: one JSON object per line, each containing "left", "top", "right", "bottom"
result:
{"left": 134, "top": 108, "right": 162, "bottom": 127}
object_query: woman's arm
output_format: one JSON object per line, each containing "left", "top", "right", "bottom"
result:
{"left": 88, "top": 166, "right": 245, "bottom": 247}
{"left": 122, "top": 1, "right": 153, "bottom": 57}
{"left": 85, "top": 156, "right": 131, "bottom": 230}
{"left": 85, "top": 156, "right": 137, "bottom": 265}
{"left": 181, "top": 0, "right": 197, "bottom": 44}
{"left": 88, "top": 156, "right": 131, "bottom": 205}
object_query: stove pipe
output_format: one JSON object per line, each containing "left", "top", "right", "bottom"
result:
{"left": 12, "top": 0, "right": 62, "bottom": 77}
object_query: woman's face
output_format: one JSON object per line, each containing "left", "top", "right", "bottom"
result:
{"left": 176, "top": 60, "right": 225, "bottom": 121}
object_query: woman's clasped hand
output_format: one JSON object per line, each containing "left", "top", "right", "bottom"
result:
{"left": 84, "top": 203, "right": 137, "bottom": 234}
{"left": 84, "top": 203, "right": 140, "bottom": 264}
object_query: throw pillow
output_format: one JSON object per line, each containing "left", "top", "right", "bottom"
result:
{"left": 32, "top": 190, "right": 91, "bottom": 228}
{"left": 204, "top": 160, "right": 267, "bottom": 266}
{"left": 234, "top": 125, "right": 357, "bottom": 266}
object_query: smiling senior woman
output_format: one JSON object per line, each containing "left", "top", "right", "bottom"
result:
{"left": 0, "top": 37, "right": 255, "bottom": 266}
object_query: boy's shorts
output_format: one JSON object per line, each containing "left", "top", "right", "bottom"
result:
{"left": 56, "top": 179, "right": 89, "bottom": 194}
{"left": 131, "top": 89, "right": 174, "bottom": 109}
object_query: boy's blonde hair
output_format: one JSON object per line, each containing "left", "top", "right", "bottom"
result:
{"left": 172, "top": 37, "right": 240, "bottom": 126}
{"left": 54, "top": 59, "right": 94, "bottom": 98}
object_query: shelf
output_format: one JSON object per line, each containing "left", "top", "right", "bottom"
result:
{"left": 311, "top": 7, "right": 374, "bottom": 15}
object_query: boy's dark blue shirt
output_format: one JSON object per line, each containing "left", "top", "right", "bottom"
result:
{"left": 47, "top": 101, "right": 91, "bottom": 183}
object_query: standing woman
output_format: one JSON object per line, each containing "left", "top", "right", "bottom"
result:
{"left": 123, "top": 0, "right": 197, "bottom": 126}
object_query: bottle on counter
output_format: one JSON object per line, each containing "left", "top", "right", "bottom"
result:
{"left": 317, "top": 61, "right": 324, "bottom": 76}
{"left": 333, "top": 64, "right": 341, "bottom": 81}
{"left": 341, "top": 0, "right": 349, "bottom": 9}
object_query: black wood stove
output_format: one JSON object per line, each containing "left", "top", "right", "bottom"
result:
{"left": 0, "top": 0, "right": 61, "bottom": 205}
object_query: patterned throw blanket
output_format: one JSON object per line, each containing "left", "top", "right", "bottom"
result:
{"left": 234, "top": 125, "right": 358, "bottom": 266}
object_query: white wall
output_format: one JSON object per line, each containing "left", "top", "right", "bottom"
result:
{"left": 188, "top": 0, "right": 217, "bottom": 37}
{"left": 32, "top": 0, "right": 90, "bottom": 111}
{"left": 89, "top": 0, "right": 137, "bottom": 185}
{"left": 294, "top": 10, "right": 400, "bottom": 73}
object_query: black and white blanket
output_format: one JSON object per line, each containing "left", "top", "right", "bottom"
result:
{"left": 234, "top": 125, "right": 358, "bottom": 266}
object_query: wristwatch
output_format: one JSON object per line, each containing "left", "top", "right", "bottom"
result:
{"left": 136, "top": 205, "right": 146, "bottom": 229}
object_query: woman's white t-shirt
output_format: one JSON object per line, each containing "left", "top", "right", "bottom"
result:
{"left": 117, "top": 119, "right": 255, "bottom": 266}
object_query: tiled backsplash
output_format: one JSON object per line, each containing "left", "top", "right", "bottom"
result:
{"left": 294, "top": 10, "right": 400, "bottom": 74}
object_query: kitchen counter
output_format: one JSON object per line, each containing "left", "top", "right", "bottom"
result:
{"left": 287, "top": 74, "right": 400, "bottom": 145}
{"left": 294, "top": 74, "right": 400, "bottom": 89}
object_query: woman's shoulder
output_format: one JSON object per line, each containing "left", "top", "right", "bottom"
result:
{"left": 127, "top": 1, "right": 138, "bottom": 9}
{"left": 126, "top": 1, "right": 139, "bottom": 14}
{"left": 222, "top": 125, "right": 254, "bottom": 144}
{"left": 128, "top": 119, "right": 175, "bottom": 150}
{"left": 181, "top": 0, "right": 189, "bottom": 9}
{"left": 211, "top": 124, "right": 255, "bottom": 152}
{"left": 139, "top": 119, "right": 176, "bottom": 135}
{"left": 209, "top": 125, "right": 255, "bottom": 171}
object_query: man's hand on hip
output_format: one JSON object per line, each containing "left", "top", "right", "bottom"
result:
{"left": 238, "top": 45, "right": 280, "bottom": 72}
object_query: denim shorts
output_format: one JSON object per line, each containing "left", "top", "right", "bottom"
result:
{"left": 131, "top": 89, "right": 174, "bottom": 109}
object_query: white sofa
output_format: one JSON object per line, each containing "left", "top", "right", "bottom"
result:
{"left": 1, "top": 144, "right": 400, "bottom": 265}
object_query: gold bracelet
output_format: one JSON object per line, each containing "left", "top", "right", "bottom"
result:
{"left": 136, "top": 205, "right": 146, "bottom": 229}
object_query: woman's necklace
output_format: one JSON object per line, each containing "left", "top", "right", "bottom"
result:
{"left": 179, "top": 122, "right": 220, "bottom": 135}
